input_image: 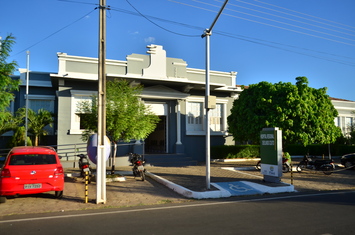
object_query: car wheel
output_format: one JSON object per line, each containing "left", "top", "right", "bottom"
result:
{"left": 0, "top": 196, "right": 7, "bottom": 203}
{"left": 344, "top": 161, "right": 354, "bottom": 170}
{"left": 55, "top": 190, "right": 63, "bottom": 199}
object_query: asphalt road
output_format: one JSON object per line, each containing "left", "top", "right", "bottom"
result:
{"left": 1, "top": 190, "right": 354, "bottom": 235}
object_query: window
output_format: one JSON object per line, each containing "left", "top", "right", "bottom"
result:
{"left": 69, "top": 90, "right": 96, "bottom": 134}
{"left": 27, "top": 95, "right": 55, "bottom": 113}
{"left": 187, "top": 102, "right": 203, "bottom": 131}
{"left": 25, "top": 95, "right": 55, "bottom": 135}
{"left": 345, "top": 117, "right": 353, "bottom": 136}
{"left": 186, "top": 99, "right": 227, "bottom": 135}
{"left": 210, "top": 104, "right": 223, "bottom": 132}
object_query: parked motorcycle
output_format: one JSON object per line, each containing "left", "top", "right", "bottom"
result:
{"left": 256, "top": 157, "right": 291, "bottom": 173}
{"left": 77, "top": 154, "right": 92, "bottom": 183}
{"left": 296, "top": 155, "right": 334, "bottom": 175}
{"left": 129, "top": 153, "right": 146, "bottom": 181}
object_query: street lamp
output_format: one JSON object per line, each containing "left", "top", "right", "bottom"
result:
{"left": 201, "top": 0, "right": 229, "bottom": 190}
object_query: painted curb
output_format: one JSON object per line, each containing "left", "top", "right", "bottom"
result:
{"left": 146, "top": 172, "right": 231, "bottom": 199}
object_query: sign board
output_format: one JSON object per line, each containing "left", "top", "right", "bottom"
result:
{"left": 87, "top": 134, "right": 111, "bottom": 165}
{"left": 260, "top": 127, "right": 282, "bottom": 182}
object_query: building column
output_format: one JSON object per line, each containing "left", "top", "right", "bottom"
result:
{"left": 175, "top": 99, "right": 184, "bottom": 153}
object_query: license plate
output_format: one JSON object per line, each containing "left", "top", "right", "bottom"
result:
{"left": 24, "top": 183, "right": 42, "bottom": 189}
{"left": 138, "top": 166, "right": 144, "bottom": 171}
{"left": 83, "top": 168, "right": 90, "bottom": 172}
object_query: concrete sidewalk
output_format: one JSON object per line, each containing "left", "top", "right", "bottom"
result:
{"left": 66, "top": 165, "right": 295, "bottom": 200}
{"left": 145, "top": 168, "right": 295, "bottom": 199}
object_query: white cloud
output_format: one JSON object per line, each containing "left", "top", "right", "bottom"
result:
{"left": 144, "top": 37, "right": 155, "bottom": 43}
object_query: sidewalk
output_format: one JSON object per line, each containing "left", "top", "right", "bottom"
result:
{"left": 144, "top": 165, "right": 295, "bottom": 199}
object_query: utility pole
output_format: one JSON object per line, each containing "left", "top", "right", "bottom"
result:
{"left": 97, "top": 0, "right": 107, "bottom": 204}
{"left": 25, "top": 51, "right": 30, "bottom": 146}
{"left": 201, "top": 0, "right": 229, "bottom": 190}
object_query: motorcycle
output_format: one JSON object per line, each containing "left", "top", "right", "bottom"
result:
{"left": 77, "top": 154, "right": 92, "bottom": 183}
{"left": 256, "top": 157, "right": 291, "bottom": 173}
{"left": 129, "top": 153, "right": 146, "bottom": 181}
{"left": 296, "top": 155, "right": 334, "bottom": 175}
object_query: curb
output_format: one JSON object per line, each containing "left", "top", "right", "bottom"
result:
{"left": 145, "top": 171, "right": 231, "bottom": 199}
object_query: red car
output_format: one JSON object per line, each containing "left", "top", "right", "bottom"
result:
{"left": 0, "top": 146, "right": 64, "bottom": 203}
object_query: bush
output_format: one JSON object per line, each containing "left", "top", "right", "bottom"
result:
{"left": 211, "top": 145, "right": 259, "bottom": 159}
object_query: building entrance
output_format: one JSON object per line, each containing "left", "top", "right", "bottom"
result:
{"left": 145, "top": 116, "right": 166, "bottom": 154}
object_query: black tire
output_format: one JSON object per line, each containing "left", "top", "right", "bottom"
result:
{"left": 282, "top": 164, "right": 290, "bottom": 173}
{"left": 256, "top": 161, "right": 261, "bottom": 171}
{"left": 321, "top": 165, "right": 333, "bottom": 175}
{"left": 0, "top": 196, "right": 6, "bottom": 203}
{"left": 139, "top": 171, "right": 145, "bottom": 181}
{"left": 297, "top": 164, "right": 306, "bottom": 172}
{"left": 55, "top": 190, "right": 63, "bottom": 199}
{"left": 344, "top": 161, "right": 354, "bottom": 170}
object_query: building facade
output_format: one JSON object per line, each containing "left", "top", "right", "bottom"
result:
{"left": 49, "top": 45, "right": 240, "bottom": 162}
{"left": 5, "top": 44, "right": 355, "bottom": 163}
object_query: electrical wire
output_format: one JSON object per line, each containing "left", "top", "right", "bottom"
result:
{"left": 215, "top": 0, "right": 355, "bottom": 37}
{"left": 109, "top": 4, "right": 355, "bottom": 67}
{"left": 170, "top": 0, "right": 355, "bottom": 46}
{"left": 124, "top": 0, "right": 200, "bottom": 37}
{"left": 13, "top": 8, "right": 98, "bottom": 57}
{"left": 253, "top": 0, "right": 355, "bottom": 30}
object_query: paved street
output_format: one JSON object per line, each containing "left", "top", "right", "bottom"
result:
{"left": 1, "top": 191, "right": 355, "bottom": 235}
{"left": 0, "top": 160, "right": 354, "bottom": 217}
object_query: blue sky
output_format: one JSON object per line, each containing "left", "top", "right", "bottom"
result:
{"left": 2, "top": 0, "right": 355, "bottom": 100}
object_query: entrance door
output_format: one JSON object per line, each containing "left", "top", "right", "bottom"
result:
{"left": 145, "top": 116, "right": 166, "bottom": 153}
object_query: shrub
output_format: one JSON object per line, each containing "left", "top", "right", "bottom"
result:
{"left": 211, "top": 145, "right": 259, "bottom": 159}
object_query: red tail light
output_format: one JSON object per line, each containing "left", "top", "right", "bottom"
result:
{"left": 82, "top": 164, "right": 89, "bottom": 169}
{"left": 0, "top": 168, "right": 11, "bottom": 178}
{"left": 136, "top": 160, "right": 142, "bottom": 165}
{"left": 54, "top": 166, "right": 64, "bottom": 176}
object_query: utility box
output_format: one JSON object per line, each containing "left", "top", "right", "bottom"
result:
{"left": 260, "top": 127, "right": 283, "bottom": 183}
{"left": 206, "top": 95, "right": 216, "bottom": 109}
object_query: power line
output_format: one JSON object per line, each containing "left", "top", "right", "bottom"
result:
{"left": 122, "top": 0, "right": 200, "bottom": 37}
{"left": 58, "top": 0, "right": 98, "bottom": 6}
{"left": 170, "top": 0, "right": 355, "bottom": 46}
{"left": 13, "top": 8, "right": 97, "bottom": 57}
{"left": 253, "top": 0, "right": 355, "bottom": 30}
{"left": 109, "top": 4, "right": 355, "bottom": 67}
{"left": 219, "top": 0, "right": 355, "bottom": 37}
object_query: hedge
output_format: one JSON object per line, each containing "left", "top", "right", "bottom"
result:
{"left": 211, "top": 144, "right": 355, "bottom": 159}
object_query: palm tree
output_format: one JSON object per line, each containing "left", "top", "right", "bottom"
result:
{"left": 16, "top": 108, "right": 54, "bottom": 146}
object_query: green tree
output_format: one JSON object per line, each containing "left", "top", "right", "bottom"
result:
{"left": 0, "top": 35, "right": 20, "bottom": 117}
{"left": 0, "top": 111, "right": 18, "bottom": 136}
{"left": 8, "top": 126, "right": 32, "bottom": 147}
{"left": 77, "top": 79, "right": 160, "bottom": 142}
{"left": 227, "top": 77, "right": 342, "bottom": 146}
{"left": 16, "top": 108, "right": 54, "bottom": 146}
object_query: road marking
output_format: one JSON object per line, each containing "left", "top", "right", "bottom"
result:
{"left": 221, "top": 167, "right": 263, "bottom": 179}
{"left": 213, "top": 181, "right": 262, "bottom": 195}
{"left": 1, "top": 190, "right": 354, "bottom": 224}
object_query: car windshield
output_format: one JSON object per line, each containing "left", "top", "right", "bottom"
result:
{"left": 9, "top": 154, "right": 57, "bottom": 165}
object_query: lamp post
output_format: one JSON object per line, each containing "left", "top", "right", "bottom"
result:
{"left": 25, "top": 51, "right": 30, "bottom": 146}
{"left": 201, "top": 0, "right": 229, "bottom": 190}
